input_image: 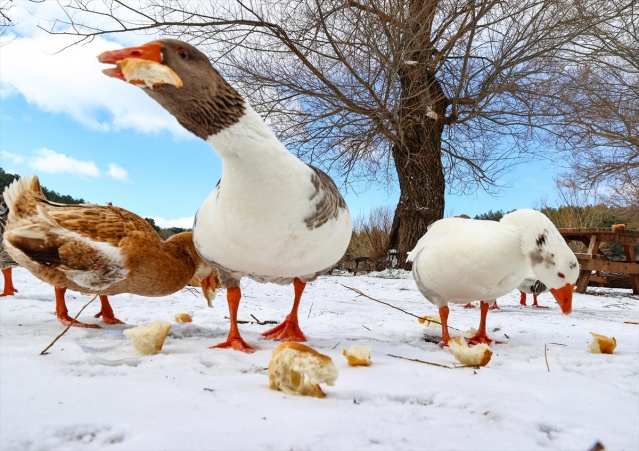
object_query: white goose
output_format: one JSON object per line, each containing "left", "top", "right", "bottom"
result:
{"left": 517, "top": 269, "right": 549, "bottom": 308}
{"left": 407, "top": 209, "right": 578, "bottom": 345}
{"left": 98, "top": 39, "right": 352, "bottom": 352}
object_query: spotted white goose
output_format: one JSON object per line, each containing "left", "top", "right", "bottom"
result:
{"left": 3, "top": 175, "right": 218, "bottom": 328}
{"left": 407, "top": 209, "right": 578, "bottom": 345}
{"left": 98, "top": 39, "right": 352, "bottom": 352}
{"left": 517, "top": 269, "right": 549, "bottom": 308}
{"left": 0, "top": 194, "right": 19, "bottom": 297}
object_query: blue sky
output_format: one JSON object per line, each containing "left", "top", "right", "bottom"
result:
{"left": 0, "top": 5, "right": 562, "bottom": 228}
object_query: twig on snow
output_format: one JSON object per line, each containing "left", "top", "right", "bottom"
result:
{"left": 40, "top": 293, "right": 100, "bottom": 355}
{"left": 387, "top": 353, "right": 474, "bottom": 369}
{"left": 544, "top": 343, "right": 550, "bottom": 372}
{"left": 341, "top": 284, "right": 461, "bottom": 331}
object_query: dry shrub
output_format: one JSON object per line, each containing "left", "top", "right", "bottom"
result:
{"left": 342, "top": 205, "right": 393, "bottom": 271}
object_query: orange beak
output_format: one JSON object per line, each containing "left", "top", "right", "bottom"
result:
{"left": 550, "top": 283, "right": 575, "bottom": 314}
{"left": 97, "top": 41, "right": 163, "bottom": 81}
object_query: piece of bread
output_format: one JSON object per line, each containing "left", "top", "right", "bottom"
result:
{"left": 118, "top": 58, "right": 183, "bottom": 89}
{"left": 588, "top": 332, "right": 617, "bottom": 354}
{"left": 268, "top": 342, "right": 338, "bottom": 398}
{"left": 123, "top": 321, "right": 172, "bottom": 355}
{"left": 174, "top": 313, "right": 192, "bottom": 324}
{"left": 448, "top": 335, "right": 492, "bottom": 367}
{"left": 342, "top": 345, "right": 372, "bottom": 366}
{"left": 418, "top": 315, "right": 440, "bottom": 327}
{"left": 611, "top": 224, "right": 626, "bottom": 230}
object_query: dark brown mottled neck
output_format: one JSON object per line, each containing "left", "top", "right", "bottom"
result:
{"left": 147, "top": 81, "right": 245, "bottom": 140}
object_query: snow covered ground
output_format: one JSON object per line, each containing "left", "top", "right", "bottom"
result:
{"left": 1, "top": 267, "right": 637, "bottom": 451}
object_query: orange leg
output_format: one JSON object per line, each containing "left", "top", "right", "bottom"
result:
{"left": 1, "top": 268, "right": 18, "bottom": 297}
{"left": 439, "top": 305, "right": 451, "bottom": 346}
{"left": 212, "top": 287, "right": 256, "bottom": 353}
{"left": 94, "top": 295, "right": 125, "bottom": 324}
{"left": 531, "top": 294, "right": 549, "bottom": 309}
{"left": 262, "top": 278, "right": 308, "bottom": 342}
{"left": 519, "top": 291, "right": 527, "bottom": 306}
{"left": 488, "top": 299, "right": 499, "bottom": 310}
{"left": 54, "top": 287, "right": 101, "bottom": 329}
{"left": 468, "top": 301, "right": 500, "bottom": 345}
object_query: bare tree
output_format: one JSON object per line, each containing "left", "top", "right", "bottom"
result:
{"left": 1, "top": 0, "right": 14, "bottom": 37}
{"left": 541, "top": 2, "right": 638, "bottom": 209}
{"left": 34, "top": 0, "right": 632, "bottom": 266}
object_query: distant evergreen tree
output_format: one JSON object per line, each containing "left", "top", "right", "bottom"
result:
{"left": 1, "top": 168, "right": 85, "bottom": 204}
{"left": 473, "top": 209, "right": 514, "bottom": 221}
{"left": 145, "top": 217, "right": 162, "bottom": 233}
{"left": 41, "top": 188, "right": 85, "bottom": 204}
{"left": 0, "top": 168, "right": 19, "bottom": 194}
{"left": 1, "top": 168, "right": 194, "bottom": 239}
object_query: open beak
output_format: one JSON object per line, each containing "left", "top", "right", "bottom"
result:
{"left": 550, "top": 283, "right": 575, "bottom": 314}
{"left": 97, "top": 41, "right": 163, "bottom": 81}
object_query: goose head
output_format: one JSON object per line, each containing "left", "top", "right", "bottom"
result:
{"left": 502, "top": 209, "right": 579, "bottom": 314}
{"left": 98, "top": 39, "right": 245, "bottom": 140}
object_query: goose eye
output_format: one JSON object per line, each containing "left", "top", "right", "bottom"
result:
{"left": 177, "top": 48, "right": 190, "bottom": 60}
{"left": 558, "top": 272, "right": 565, "bottom": 279}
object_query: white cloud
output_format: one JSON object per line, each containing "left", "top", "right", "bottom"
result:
{"left": 152, "top": 216, "right": 195, "bottom": 229}
{"left": 28, "top": 148, "right": 100, "bottom": 177}
{"left": 107, "top": 163, "right": 130, "bottom": 182}
{"left": 0, "top": 150, "right": 25, "bottom": 165}
{"left": 0, "top": 24, "right": 191, "bottom": 138}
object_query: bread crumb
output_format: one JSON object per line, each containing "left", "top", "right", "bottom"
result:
{"left": 268, "top": 342, "right": 338, "bottom": 398}
{"left": 342, "top": 345, "right": 372, "bottom": 366}
{"left": 119, "top": 58, "right": 183, "bottom": 89}
{"left": 123, "top": 321, "right": 172, "bottom": 355}
{"left": 448, "top": 336, "right": 492, "bottom": 367}
{"left": 588, "top": 332, "right": 616, "bottom": 354}
{"left": 174, "top": 313, "right": 192, "bottom": 323}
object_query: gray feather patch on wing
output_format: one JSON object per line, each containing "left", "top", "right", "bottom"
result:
{"left": 304, "top": 166, "right": 346, "bottom": 230}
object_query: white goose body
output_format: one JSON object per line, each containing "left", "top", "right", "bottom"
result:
{"left": 98, "top": 39, "right": 351, "bottom": 351}
{"left": 408, "top": 209, "right": 579, "bottom": 345}
{"left": 195, "top": 105, "right": 351, "bottom": 282}
{"left": 409, "top": 217, "right": 528, "bottom": 306}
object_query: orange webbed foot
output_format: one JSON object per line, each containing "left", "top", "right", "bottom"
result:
{"left": 532, "top": 297, "right": 549, "bottom": 309}
{"left": 262, "top": 320, "right": 307, "bottom": 342}
{"left": 58, "top": 314, "right": 102, "bottom": 329}
{"left": 94, "top": 295, "right": 125, "bottom": 325}
{"left": 467, "top": 334, "right": 503, "bottom": 346}
{"left": 94, "top": 311, "right": 125, "bottom": 325}
{"left": 211, "top": 338, "right": 256, "bottom": 353}
{"left": 0, "top": 289, "right": 17, "bottom": 297}
{"left": 463, "top": 303, "right": 476, "bottom": 309}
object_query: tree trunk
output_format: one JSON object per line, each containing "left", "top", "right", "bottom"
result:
{"left": 388, "top": 0, "right": 447, "bottom": 270}
{"left": 388, "top": 122, "right": 445, "bottom": 270}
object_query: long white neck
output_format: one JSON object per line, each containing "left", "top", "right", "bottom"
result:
{"left": 206, "top": 103, "right": 298, "bottom": 165}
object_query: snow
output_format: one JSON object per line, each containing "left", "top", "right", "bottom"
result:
{"left": 1, "top": 267, "right": 638, "bottom": 451}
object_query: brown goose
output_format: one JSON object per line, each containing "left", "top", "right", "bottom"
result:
{"left": 98, "top": 39, "right": 352, "bottom": 352}
{"left": 0, "top": 194, "right": 18, "bottom": 297}
{"left": 3, "top": 175, "right": 217, "bottom": 328}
